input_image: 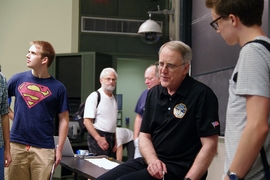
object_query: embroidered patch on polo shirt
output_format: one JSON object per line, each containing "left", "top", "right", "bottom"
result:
{"left": 211, "top": 121, "right": 220, "bottom": 128}
{"left": 173, "top": 103, "right": 187, "bottom": 118}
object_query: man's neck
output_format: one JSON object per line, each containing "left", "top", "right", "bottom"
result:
{"left": 31, "top": 69, "right": 50, "bottom": 78}
{"left": 238, "top": 25, "right": 266, "bottom": 46}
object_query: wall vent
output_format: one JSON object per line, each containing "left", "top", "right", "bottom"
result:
{"left": 81, "top": 16, "right": 163, "bottom": 36}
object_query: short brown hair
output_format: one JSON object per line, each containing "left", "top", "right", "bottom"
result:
{"left": 30, "top": 41, "right": 55, "bottom": 67}
{"left": 205, "top": 0, "right": 264, "bottom": 27}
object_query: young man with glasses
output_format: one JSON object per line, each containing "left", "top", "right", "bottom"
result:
{"left": 205, "top": 0, "right": 270, "bottom": 179}
{"left": 84, "top": 67, "right": 118, "bottom": 158}
{"left": 96, "top": 41, "right": 220, "bottom": 180}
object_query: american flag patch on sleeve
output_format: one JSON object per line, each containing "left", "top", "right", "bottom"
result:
{"left": 211, "top": 121, "right": 220, "bottom": 128}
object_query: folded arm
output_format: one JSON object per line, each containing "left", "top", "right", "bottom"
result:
{"left": 55, "top": 111, "right": 69, "bottom": 167}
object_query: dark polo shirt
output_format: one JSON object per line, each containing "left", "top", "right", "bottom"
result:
{"left": 141, "top": 74, "right": 220, "bottom": 167}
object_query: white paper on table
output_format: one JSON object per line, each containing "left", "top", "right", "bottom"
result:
{"left": 85, "top": 157, "right": 119, "bottom": 170}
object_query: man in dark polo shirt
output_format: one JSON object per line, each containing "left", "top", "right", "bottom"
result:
{"left": 96, "top": 41, "right": 220, "bottom": 180}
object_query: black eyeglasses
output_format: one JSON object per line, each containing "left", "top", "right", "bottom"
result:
{"left": 210, "top": 16, "right": 222, "bottom": 30}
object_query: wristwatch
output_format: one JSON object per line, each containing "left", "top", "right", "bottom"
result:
{"left": 227, "top": 170, "right": 243, "bottom": 180}
{"left": 183, "top": 178, "right": 191, "bottom": 180}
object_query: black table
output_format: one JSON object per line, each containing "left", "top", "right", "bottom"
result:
{"left": 60, "top": 156, "right": 109, "bottom": 180}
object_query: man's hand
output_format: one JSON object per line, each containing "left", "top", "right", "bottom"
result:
{"left": 147, "top": 159, "right": 167, "bottom": 179}
{"left": 4, "top": 151, "right": 12, "bottom": 167}
{"left": 97, "top": 136, "right": 109, "bottom": 150}
{"left": 55, "top": 148, "right": 62, "bottom": 167}
{"left": 112, "top": 143, "right": 117, "bottom": 152}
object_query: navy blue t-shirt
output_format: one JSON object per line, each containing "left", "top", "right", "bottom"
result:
{"left": 8, "top": 71, "right": 69, "bottom": 148}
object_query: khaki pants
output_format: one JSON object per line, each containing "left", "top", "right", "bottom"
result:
{"left": 5, "top": 142, "right": 55, "bottom": 180}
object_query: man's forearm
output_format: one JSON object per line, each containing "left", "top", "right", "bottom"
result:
{"left": 228, "top": 96, "right": 270, "bottom": 179}
{"left": 139, "top": 133, "right": 158, "bottom": 164}
{"left": 1, "top": 114, "right": 10, "bottom": 151}
{"left": 185, "top": 135, "right": 218, "bottom": 179}
{"left": 58, "top": 111, "right": 69, "bottom": 150}
{"left": 133, "top": 114, "right": 142, "bottom": 139}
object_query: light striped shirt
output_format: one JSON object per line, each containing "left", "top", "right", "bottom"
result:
{"left": 224, "top": 36, "right": 270, "bottom": 180}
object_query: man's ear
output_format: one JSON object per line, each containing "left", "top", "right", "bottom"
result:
{"left": 229, "top": 14, "right": 238, "bottom": 27}
{"left": 41, "top": 57, "right": 48, "bottom": 65}
{"left": 183, "top": 63, "right": 190, "bottom": 75}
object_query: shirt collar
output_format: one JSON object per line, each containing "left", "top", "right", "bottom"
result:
{"left": 159, "top": 74, "right": 193, "bottom": 98}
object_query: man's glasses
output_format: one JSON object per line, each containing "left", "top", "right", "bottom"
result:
{"left": 155, "top": 62, "right": 185, "bottom": 71}
{"left": 210, "top": 16, "right": 222, "bottom": 30}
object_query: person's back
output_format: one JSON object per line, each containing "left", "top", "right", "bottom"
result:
{"left": 205, "top": 0, "right": 270, "bottom": 179}
{"left": 116, "top": 127, "right": 134, "bottom": 161}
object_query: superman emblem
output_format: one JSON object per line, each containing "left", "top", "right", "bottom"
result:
{"left": 18, "top": 82, "right": 52, "bottom": 108}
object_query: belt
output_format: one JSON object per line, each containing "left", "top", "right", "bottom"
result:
{"left": 96, "top": 129, "right": 115, "bottom": 135}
